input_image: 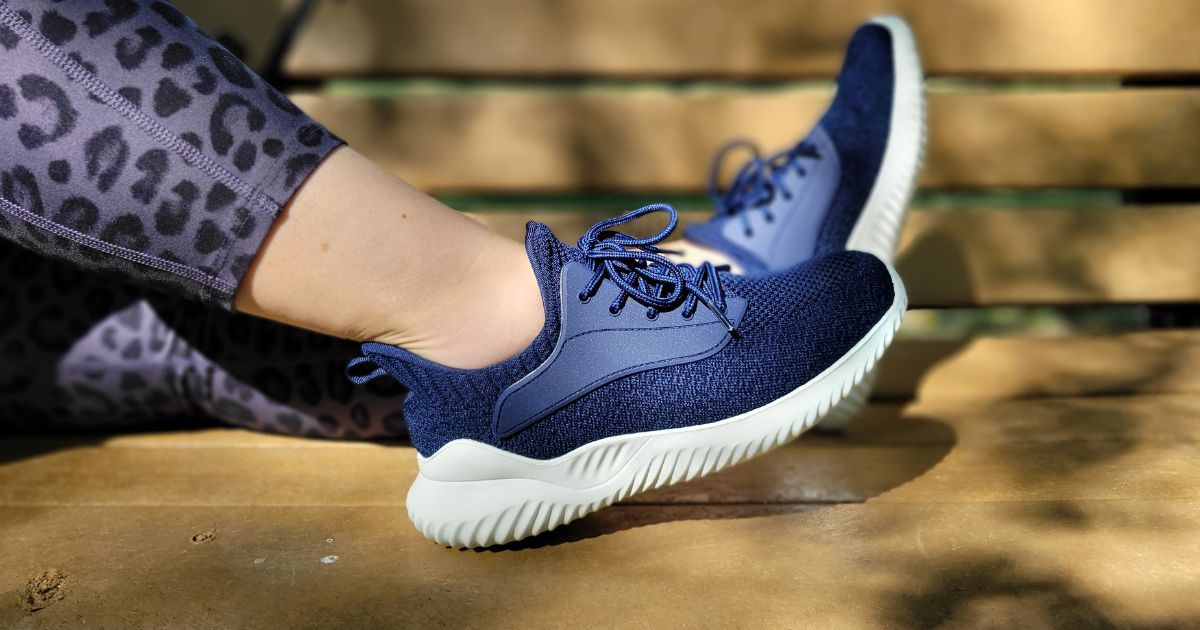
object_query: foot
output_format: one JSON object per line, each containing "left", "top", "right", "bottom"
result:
{"left": 685, "top": 16, "right": 925, "bottom": 429}
{"left": 349, "top": 204, "right": 906, "bottom": 547}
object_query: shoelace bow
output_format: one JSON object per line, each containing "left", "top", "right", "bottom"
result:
{"left": 578, "top": 204, "right": 738, "bottom": 333}
{"left": 708, "top": 139, "right": 823, "bottom": 236}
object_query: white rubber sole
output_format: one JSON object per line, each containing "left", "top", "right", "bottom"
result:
{"left": 845, "top": 15, "right": 926, "bottom": 264}
{"left": 815, "top": 369, "right": 878, "bottom": 432}
{"left": 407, "top": 265, "right": 908, "bottom": 548}
{"left": 820, "top": 15, "right": 926, "bottom": 431}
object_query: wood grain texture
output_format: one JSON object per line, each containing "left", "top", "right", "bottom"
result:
{"left": 3, "top": 500, "right": 1199, "bottom": 627}
{"left": 293, "top": 88, "right": 1200, "bottom": 190}
{"left": 3, "top": 395, "right": 1200, "bottom": 627}
{"left": 875, "top": 331, "right": 1200, "bottom": 401}
{"left": 284, "top": 0, "right": 1200, "bottom": 78}
{"left": 469, "top": 205, "right": 1200, "bottom": 306}
{"left": 2, "top": 394, "right": 1197, "bottom": 507}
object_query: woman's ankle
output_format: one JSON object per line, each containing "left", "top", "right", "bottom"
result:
{"left": 372, "top": 239, "right": 546, "bottom": 369}
{"left": 233, "top": 149, "right": 545, "bottom": 369}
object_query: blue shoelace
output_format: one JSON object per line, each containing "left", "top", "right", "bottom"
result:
{"left": 578, "top": 204, "right": 738, "bottom": 333}
{"left": 708, "top": 139, "right": 823, "bottom": 237}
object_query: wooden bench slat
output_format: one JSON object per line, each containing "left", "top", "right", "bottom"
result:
{"left": 876, "top": 331, "right": 1200, "bottom": 401}
{"left": 294, "top": 88, "right": 1200, "bottom": 190}
{"left": 6, "top": 389, "right": 1199, "bottom": 624}
{"left": 3, "top": 394, "right": 1198, "bottom": 507}
{"left": 897, "top": 205, "right": 1200, "bottom": 306}
{"left": 284, "top": 0, "right": 1200, "bottom": 78}
{"left": 4, "top": 498, "right": 1199, "bottom": 626}
{"left": 470, "top": 205, "right": 1200, "bottom": 306}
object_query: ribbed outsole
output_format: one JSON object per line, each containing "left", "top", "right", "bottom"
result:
{"left": 814, "top": 370, "right": 877, "bottom": 432}
{"left": 408, "top": 268, "right": 908, "bottom": 548}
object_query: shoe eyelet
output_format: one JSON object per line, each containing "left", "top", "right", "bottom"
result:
{"left": 682, "top": 311, "right": 695, "bottom": 321}
{"left": 744, "top": 229, "right": 754, "bottom": 238}
{"left": 645, "top": 309, "right": 658, "bottom": 321}
{"left": 578, "top": 291, "right": 591, "bottom": 304}
{"left": 609, "top": 305, "right": 622, "bottom": 316}
{"left": 764, "top": 214, "right": 775, "bottom": 223}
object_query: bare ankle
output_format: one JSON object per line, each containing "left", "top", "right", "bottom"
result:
{"left": 372, "top": 240, "right": 545, "bottom": 370}
{"left": 233, "top": 149, "right": 545, "bottom": 369}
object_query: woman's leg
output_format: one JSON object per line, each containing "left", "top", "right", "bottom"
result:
{"left": 0, "top": 0, "right": 542, "bottom": 370}
{"left": 235, "top": 149, "right": 544, "bottom": 370}
{"left": 0, "top": 239, "right": 408, "bottom": 439}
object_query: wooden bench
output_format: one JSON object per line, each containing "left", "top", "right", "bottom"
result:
{"left": 3, "top": 1, "right": 1200, "bottom": 626}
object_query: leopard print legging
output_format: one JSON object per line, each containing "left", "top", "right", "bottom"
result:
{"left": 0, "top": 0, "right": 342, "bottom": 305}
{"left": 0, "top": 0, "right": 406, "bottom": 438}
{"left": 0, "top": 241, "right": 409, "bottom": 438}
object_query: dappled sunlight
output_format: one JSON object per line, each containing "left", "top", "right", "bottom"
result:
{"left": 869, "top": 395, "right": 1200, "bottom": 506}
{"left": 899, "top": 206, "right": 1200, "bottom": 307}
{"left": 879, "top": 331, "right": 1200, "bottom": 402}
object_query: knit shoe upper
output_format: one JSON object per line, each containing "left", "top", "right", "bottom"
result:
{"left": 351, "top": 205, "right": 896, "bottom": 460}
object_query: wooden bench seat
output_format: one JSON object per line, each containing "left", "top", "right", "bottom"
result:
{"left": 3, "top": 386, "right": 1199, "bottom": 626}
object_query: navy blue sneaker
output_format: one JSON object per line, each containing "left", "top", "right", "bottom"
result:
{"left": 349, "top": 205, "right": 906, "bottom": 547}
{"left": 686, "top": 16, "right": 924, "bottom": 429}
{"left": 686, "top": 16, "right": 924, "bottom": 269}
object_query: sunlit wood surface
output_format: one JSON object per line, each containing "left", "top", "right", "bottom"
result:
{"left": 291, "top": 89, "right": 1200, "bottom": 191}
{"left": 3, "top": 391, "right": 1199, "bottom": 627}
{"left": 284, "top": 0, "right": 1200, "bottom": 78}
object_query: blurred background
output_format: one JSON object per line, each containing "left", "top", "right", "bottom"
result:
{"left": 177, "top": 0, "right": 1200, "bottom": 400}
